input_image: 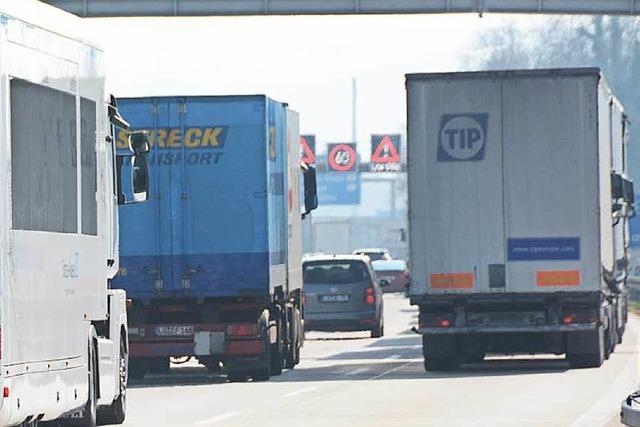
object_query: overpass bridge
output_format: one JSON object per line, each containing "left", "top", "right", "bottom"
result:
{"left": 43, "top": 0, "right": 640, "bottom": 17}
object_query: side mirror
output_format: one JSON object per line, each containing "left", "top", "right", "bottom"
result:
{"left": 132, "top": 155, "right": 150, "bottom": 202}
{"left": 108, "top": 94, "right": 130, "bottom": 130}
{"left": 129, "top": 131, "right": 151, "bottom": 155}
{"left": 612, "top": 173, "right": 624, "bottom": 199}
{"left": 379, "top": 279, "right": 391, "bottom": 288}
{"left": 301, "top": 162, "right": 318, "bottom": 218}
{"left": 623, "top": 178, "right": 635, "bottom": 204}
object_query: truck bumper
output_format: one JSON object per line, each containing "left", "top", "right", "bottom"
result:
{"left": 417, "top": 323, "right": 598, "bottom": 335}
{"left": 622, "top": 393, "right": 640, "bottom": 426}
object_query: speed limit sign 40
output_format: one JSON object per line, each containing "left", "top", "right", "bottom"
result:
{"left": 328, "top": 143, "right": 357, "bottom": 172}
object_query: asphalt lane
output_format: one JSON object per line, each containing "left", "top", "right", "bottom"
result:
{"left": 112, "top": 294, "right": 640, "bottom": 427}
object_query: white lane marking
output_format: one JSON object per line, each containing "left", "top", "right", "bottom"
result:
{"left": 369, "top": 361, "right": 416, "bottom": 381}
{"left": 385, "top": 354, "right": 402, "bottom": 360}
{"left": 283, "top": 386, "right": 318, "bottom": 398}
{"left": 568, "top": 326, "right": 640, "bottom": 427}
{"left": 345, "top": 367, "right": 370, "bottom": 375}
{"left": 196, "top": 411, "right": 242, "bottom": 425}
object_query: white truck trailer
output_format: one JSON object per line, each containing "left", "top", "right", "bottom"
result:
{"left": 0, "top": 1, "right": 150, "bottom": 425}
{"left": 407, "top": 68, "right": 634, "bottom": 371}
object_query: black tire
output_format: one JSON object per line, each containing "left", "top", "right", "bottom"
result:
{"left": 371, "top": 319, "right": 384, "bottom": 338}
{"left": 567, "top": 329, "right": 604, "bottom": 369}
{"left": 227, "top": 371, "right": 249, "bottom": 382}
{"left": 270, "top": 323, "right": 283, "bottom": 376}
{"left": 128, "top": 359, "right": 147, "bottom": 380}
{"left": 424, "top": 356, "right": 460, "bottom": 372}
{"left": 251, "top": 368, "right": 271, "bottom": 382}
{"left": 98, "top": 332, "right": 127, "bottom": 425}
{"left": 568, "top": 353, "right": 603, "bottom": 369}
{"left": 203, "top": 359, "right": 222, "bottom": 373}
{"left": 75, "top": 339, "right": 97, "bottom": 427}
{"left": 284, "top": 345, "right": 296, "bottom": 370}
{"left": 148, "top": 357, "right": 170, "bottom": 374}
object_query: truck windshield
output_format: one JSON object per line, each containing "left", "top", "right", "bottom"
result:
{"left": 303, "top": 261, "right": 369, "bottom": 284}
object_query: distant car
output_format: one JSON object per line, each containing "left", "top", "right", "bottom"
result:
{"left": 352, "top": 248, "right": 392, "bottom": 261}
{"left": 303, "top": 255, "right": 386, "bottom": 338}
{"left": 371, "top": 259, "right": 410, "bottom": 293}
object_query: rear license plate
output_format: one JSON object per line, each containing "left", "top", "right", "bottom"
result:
{"left": 319, "top": 294, "right": 350, "bottom": 303}
{"left": 155, "top": 325, "right": 195, "bottom": 337}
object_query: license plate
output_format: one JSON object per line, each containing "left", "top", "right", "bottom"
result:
{"left": 155, "top": 325, "right": 195, "bottom": 337}
{"left": 319, "top": 294, "right": 350, "bottom": 303}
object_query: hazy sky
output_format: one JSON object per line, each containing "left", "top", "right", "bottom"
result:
{"left": 86, "top": 14, "right": 540, "bottom": 152}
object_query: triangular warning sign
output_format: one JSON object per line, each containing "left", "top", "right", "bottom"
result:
{"left": 371, "top": 135, "right": 400, "bottom": 163}
{"left": 300, "top": 136, "right": 316, "bottom": 163}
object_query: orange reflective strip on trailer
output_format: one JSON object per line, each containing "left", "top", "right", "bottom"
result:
{"left": 536, "top": 270, "right": 580, "bottom": 287}
{"left": 430, "top": 273, "right": 474, "bottom": 289}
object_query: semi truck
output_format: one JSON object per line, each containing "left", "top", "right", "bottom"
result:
{"left": 0, "top": 1, "right": 150, "bottom": 425}
{"left": 406, "top": 68, "right": 634, "bottom": 371}
{"left": 113, "top": 95, "right": 317, "bottom": 381}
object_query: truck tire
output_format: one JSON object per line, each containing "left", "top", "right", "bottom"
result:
{"left": 148, "top": 357, "right": 170, "bottom": 374}
{"left": 283, "top": 306, "right": 299, "bottom": 370}
{"left": 424, "top": 357, "right": 460, "bottom": 372}
{"left": 270, "top": 319, "right": 283, "bottom": 376}
{"left": 98, "top": 332, "right": 127, "bottom": 425}
{"left": 567, "top": 329, "right": 604, "bottom": 369}
{"left": 128, "top": 359, "right": 147, "bottom": 380}
{"left": 74, "top": 337, "right": 98, "bottom": 427}
{"left": 422, "top": 334, "right": 459, "bottom": 371}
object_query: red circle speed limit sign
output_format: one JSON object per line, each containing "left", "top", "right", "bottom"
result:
{"left": 328, "top": 143, "right": 357, "bottom": 172}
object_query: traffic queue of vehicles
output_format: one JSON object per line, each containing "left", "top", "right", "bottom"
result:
{"left": 1, "top": 0, "right": 634, "bottom": 424}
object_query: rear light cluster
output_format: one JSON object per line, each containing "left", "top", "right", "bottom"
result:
{"left": 562, "top": 310, "right": 598, "bottom": 325}
{"left": 226, "top": 324, "right": 259, "bottom": 337}
{"left": 419, "top": 313, "right": 454, "bottom": 328}
{"left": 364, "top": 288, "right": 376, "bottom": 304}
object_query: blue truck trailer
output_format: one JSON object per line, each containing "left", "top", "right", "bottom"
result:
{"left": 113, "top": 95, "right": 317, "bottom": 381}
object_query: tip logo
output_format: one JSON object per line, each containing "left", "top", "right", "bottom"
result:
{"left": 437, "top": 113, "right": 488, "bottom": 162}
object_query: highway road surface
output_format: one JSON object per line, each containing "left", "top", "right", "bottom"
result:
{"left": 112, "top": 294, "right": 640, "bottom": 427}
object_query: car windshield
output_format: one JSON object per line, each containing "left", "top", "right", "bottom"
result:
{"left": 303, "top": 261, "right": 370, "bottom": 284}
{"left": 371, "top": 260, "right": 406, "bottom": 271}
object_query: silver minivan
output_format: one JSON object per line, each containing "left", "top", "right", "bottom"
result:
{"left": 303, "top": 255, "right": 385, "bottom": 338}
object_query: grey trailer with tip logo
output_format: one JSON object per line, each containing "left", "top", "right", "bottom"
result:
{"left": 406, "top": 68, "right": 633, "bottom": 371}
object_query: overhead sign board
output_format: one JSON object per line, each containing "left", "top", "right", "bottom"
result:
{"left": 370, "top": 134, "right": 401, "bottom": 172}
{"left": 327, "top": 143, "right": 358, "bottom": 172}
{"left": 300, "top": 135, "right": 316, "bottom": 164}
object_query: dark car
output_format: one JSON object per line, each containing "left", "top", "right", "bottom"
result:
{"left": 352, "top": 248, "right": 392, "bottom": 262}
{"left": 303, "top": 255, "right": 386, "bottom": 338}
{"left": 371, "top": 259, "right": 410, "bottom": 293}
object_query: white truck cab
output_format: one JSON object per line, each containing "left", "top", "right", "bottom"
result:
{"left": 0, "top": 1, "right": 149, "bottom": 425}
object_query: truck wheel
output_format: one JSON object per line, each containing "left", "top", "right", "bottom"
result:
{"left": 148, "top": 357, "right": 170, "bottom": 374}
{"left": 371, "top": 319, "right": 384, "bottom": 338}
{"left": 251, "top": 368, "right": 271, "bottom": 382}
{"left": 270, "top": 323, "right": 283, "bottom": 376}
{"left": 74, "top": 339, "right": 98, "bottom": 427}
{"left": 567, "top": 329, "right": 604, "bottom": 369}
{"left": 128, "top": 359, "right": 147, "bottom": 380}
{"left": 423, "top": 356, "right": 460, "bottom": 372}
{"left": 98, "top": 333, "right": 127, "bottom": 425}
{"left": 284, "top": 343, "right": 296, "bottom": 370}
